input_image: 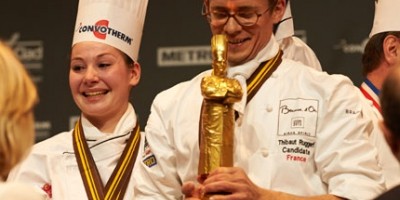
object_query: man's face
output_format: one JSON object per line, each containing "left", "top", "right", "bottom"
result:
{"left": 206, "top": 0, "right": 284, "bottom": 66}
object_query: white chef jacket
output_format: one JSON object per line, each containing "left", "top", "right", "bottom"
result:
{"left": 134, "top": 39, "right": 386, "bottom": 199}
{"left": 7, "top": 104, "right": 141, "bottom": 200}
{"left": 0, "top": 182, "right": 48, "bottom": 200}
{"left": 357, "top": 88, "right": 400, "bottom": 191}
{"left": 279, "top": 36, "right": 322, "bottom": 71}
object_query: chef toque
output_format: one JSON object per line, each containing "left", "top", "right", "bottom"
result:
{"left": 370, "top": 0, "right": 400, "bottom": 37}
{"left": 274, "top": 0, "right": 294, "bottom": 42}
{"left": 72, "top": 0, "right": 148, "bottom": 61}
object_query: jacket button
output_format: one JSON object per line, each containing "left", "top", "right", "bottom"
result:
{"left": 261, "top": 148, "right": 269, "bottom": 157}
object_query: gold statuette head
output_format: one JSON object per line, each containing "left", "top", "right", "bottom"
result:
{"left": 211, "top": 34, "right": 228, "bottom": 77}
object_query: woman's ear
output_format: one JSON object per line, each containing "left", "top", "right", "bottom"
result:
{"left": 129, "top": 62, "right": 141, "bottom": 86}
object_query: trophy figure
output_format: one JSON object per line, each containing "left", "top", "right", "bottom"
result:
{"left": 198, "top": 34, "right": 243, "bottom": 199}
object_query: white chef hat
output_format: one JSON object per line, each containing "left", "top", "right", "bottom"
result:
{"left": 274, "top": 0, "right": 294, "bottom": 42}
{"left": 72, "top": 0, "right": 148, "bottom": 61}
{"left": 370, "top": 0, "right": 400, "bottom": 37}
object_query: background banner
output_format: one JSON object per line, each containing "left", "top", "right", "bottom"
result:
{"left": 0, "top": 0, "right": 374, "bottom": 141}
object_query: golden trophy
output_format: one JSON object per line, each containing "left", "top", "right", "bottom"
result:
{"left": 198, "top": 34, "right": 243, "bottom": 198}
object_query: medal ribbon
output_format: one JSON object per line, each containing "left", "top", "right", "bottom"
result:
{"left": 360, "top": 79, "right": 381, "bottom": 113}
{"left": 245, "top": 50, "right": 283, "bottom": 103}
{"left": 73, "top": 118, "right": 141, "bottom": 200}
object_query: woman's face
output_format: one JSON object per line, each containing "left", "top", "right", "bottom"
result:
{"left": 69, "top": 42, "right": 140, "bottom": 122}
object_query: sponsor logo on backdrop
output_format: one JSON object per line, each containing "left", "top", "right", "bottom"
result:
{"left": 294, "top": 30, "right": 308, "bottom": 43}
{"left": 6, "top": 32, "right": 44, "bottom": 83}
{"left": 157, "top": 30, "right": 309, "bottom": 68}
{"left": 77, "top": 20, "right": 132, "bottom": 45}
{"left": 6, "top": 33, "right": 49, "bottom": 141}
{"left": 157, "top": 45, "right": 212, "bottom": 67}
{"left": 35, "top": 121, "right": 52, "bottom": 141}
{"left": 334, "top": 38, "right": 369, "bottom": 54}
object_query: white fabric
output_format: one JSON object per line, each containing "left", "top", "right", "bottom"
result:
{"left": 134, "top": 39, "right": 386, "bottom": 199}
{"left": 370, "top": 0, "right": 400, "bottom": 37}
{"left": 228, "top": 36, "right": 280, "bottom": 119}
{"left": 72, "top": 0, "right": 149, "bottom": 61}
{"left": 231, "top": 74, "right": 246, "bottom": 120}
{"left": 0, "top": 182, "right": 48, "bottom": 200}
{"left": 279, "top": 36, "right": 322, "bottom": 71}
{"left": 357, "top": 88, "right": 400, "bottom": 190}
{"left": 274, "top": 0, "right": 294, "bottom": 41}
{"left": 7, "top": 104, "right": 141, "bottom": 200}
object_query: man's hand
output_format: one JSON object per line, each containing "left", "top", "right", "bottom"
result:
{"left": 182, "top": 181, "right": 204, "bottom": 200}
{"left": 200, "top": 167, "right": 263, "bottom": 200}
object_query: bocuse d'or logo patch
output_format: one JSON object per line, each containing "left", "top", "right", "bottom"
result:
{"left": 76, "top": 19, "right": 133, "bottom": 45}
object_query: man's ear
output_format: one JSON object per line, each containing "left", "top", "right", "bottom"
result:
{"left": 382, "top": 35, "right": 400, "bottom": 65}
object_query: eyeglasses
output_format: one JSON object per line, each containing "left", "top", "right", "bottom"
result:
{"left": 202, "top": 5, "right": 270, "bottom": 27}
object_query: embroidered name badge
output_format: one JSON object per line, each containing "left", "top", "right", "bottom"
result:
{"left": 278, "top": 138, "right": 315, "bottom": 163}
{"left": 142, "top": 137, "right": 157, "bottom": 168}
{"left": 277, "top": 98, "right": 319, "bottom": 137}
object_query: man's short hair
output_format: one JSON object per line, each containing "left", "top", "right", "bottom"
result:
{"left": 362, "top": 31, "right": 400, "bottom": 76}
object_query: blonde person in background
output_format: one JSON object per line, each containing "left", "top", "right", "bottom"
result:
{"left": 0, "top": 40, "right": 46, "bottom": 200}
{"left": 6, "top": 0, "right": 148, "bottom": 199}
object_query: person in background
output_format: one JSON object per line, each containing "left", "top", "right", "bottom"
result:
{"left": 0, "top": 40, "right": 46, "bottom": 200}
{"left": 274, "top": 0, "right": 322, "bottom": 71}
{"left": 359, "top": 0, "right": 400, "bottom": 190}
{"left": 7, "top": 0, "right": 148, "bottom": 199}
{"left": 134, "top": 0, "right": 386, "bottom": 199}
{"left": 375, "top": 67, "right": 400, "bottom": 199}
{"left": 361, "top": 0, "right": 400, "bottom": 114}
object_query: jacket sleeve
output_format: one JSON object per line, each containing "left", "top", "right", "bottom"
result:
{"left": 134, "top": 90, "right": 184, "bottom": 199}
{"left": 7, "top": 147, "right": 51, "bottom": 199}
{"left": 314, "top": 76, "right": 386, "bottom": 199}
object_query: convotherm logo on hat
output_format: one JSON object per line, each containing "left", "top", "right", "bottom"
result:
{"left": 76, "top": 20, "right": 133, "bottom": 45}
{"left": 72, "top": 0, "right": 148, "bottom": 61}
